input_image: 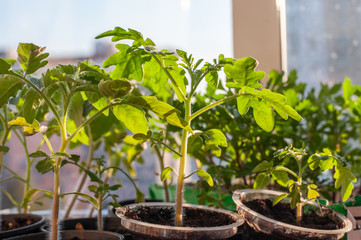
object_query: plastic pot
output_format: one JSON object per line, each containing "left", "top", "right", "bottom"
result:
{"left": 115, "top": 202, "right": 244, "bottom": 240}
{"left": 61, "top": 217, "right": 130, "bottom": 240}
{"left": 4, "top": 230, "right": 124, "bottom": 240}
{"left": 232, "top": 189, "right": 353, "bottom": 240}
{"left": 0, "top": 213, "right": 46, "bottom": 239}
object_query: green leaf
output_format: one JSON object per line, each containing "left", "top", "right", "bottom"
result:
{"left": 22, "top": 88, "right": 42, "bottom": 123}
{"left": 237, "top": 95, "right": 250, "bottom": 115}
{"left": 0, "top": 145, "right": 10, "bottom": 153}
{"left": 249, "top": 99, "right": 274, "bottom": 132}
{"left": 133, "top": 133, "right": 149, "bottom": 141}
{"left": 82, "top": 91, "right": 109, "bottom": 116}
{"left": 29, "top": 151, "right": 49, "bottom": 158}
{"left": 205, "top": 71, "right": 219, "bottom": 88}
{"left": 288, "top": 186, "right": 301, "bottom": 209}
{"left": 98, "top": 79, "right": 133, "bottom": 98}
{"left": 95, "top": 27, "right": 144, "bottom": 43}
{"left": 224, "top": 57, "right": 265, "bottom": 88}
{"left": 270, "top": 169, "right": 289, "bottom": 187}
{"left": 252, "top": 161, "right": 273, "bottom": 173}
{"left": 1, "top": 189, "right": 20, "bottom": 207}
{"left": 261, "top": 89, "right": 302, "bottom": 121}
{"left": 53, "top": 152, "right": 72, "bottom": 158}
{"left": 0, "top": 75, "right": 25, "bottom": 108}
{"left": 63, "top": 192, "right": 100, "bottom": 210}
{"left": 22, "top": 188, "right": 51, "bottom": 208}
{"left": 187, "top": 134, "right": 203, "bottom": 153}
{"left": 273, "top": 193, "right": 288, "bottom": 206}
{"left": 253, "top": 173, "right": 270, "bottom": 189}
{"left": 17, "top": 43, "right": 49, "bottom": 75}
{"left": 195, "top": 169, "right": 214, "bottom": 187}
{"left": 143, "top": 57, "right": 168, "bottom": 92}
{"left": 161, "top": 167, "right": 178, "bottom": 181}
{"left": 0, "top": 58, "right": 15, "bottom": 75}
{"left": 126, "top": 96, "right": 192, "bottom": 132}
{"left": 204, "top": 129, "right": 228, "bottom": 157}
{"left": 35, "top": 158, "right": 54, "bottom": 174}
{"left": 334, "top": 164, "right": 356, "bottom": 202}
{"left": 307, "top": 185, "right": 320, "bottom": 200}
{"left": 343, "top": 77, "right": 353, "bottom": 101}
{"left": 68, "top": 92, "right": 84, "bottom": 127}
{"left": 113, "top": 104, "right": 149, "bottom": 134}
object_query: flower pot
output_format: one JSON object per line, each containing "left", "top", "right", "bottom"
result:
{"left": 115, "top": 202, "right": 244, "bottom": 239}
{"left": 109, "top": 199, "right": 164, "bottom": 217}
{"left": 0, "top": 213, "right": 46, "bottom": 239}
{"left": 61, "top": 217, "right": 130, "bottom": 240}
{"left": 4, "top": 230, "right": 124, "bottom": 240}
{"left": 232, "top": 189, "right": 353, "bottom": 240}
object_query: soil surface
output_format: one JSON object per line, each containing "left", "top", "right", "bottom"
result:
{"left": 1, "top": 216, "right": 37, "bottom": 231}
{"left": 243, "top": 198, "right": 344, "bottom": 230}
{"left": 124, "top": 205, "right": 235, "bottom": 227}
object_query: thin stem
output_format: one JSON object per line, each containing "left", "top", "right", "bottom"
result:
{"left": 64, "top": 127, "right": 95, "bottom": 219}
{"left": 150, "top": 138, "right": 181, "bottom": 157}
{"left": 0, "top": 108, "right": 11, "bottom": 177}
{"left": 175, "top": 99, "right": 191, "bottom": 226}
{"left": 274, "top": 166, "right": 298, "bottom": 179}
{"left": 190, "top": 92, "right": 245, "bottom": 121}
{"left": 154, "top": 145, "right": 170, "bottom": 202}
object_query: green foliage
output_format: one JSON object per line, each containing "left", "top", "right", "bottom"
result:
{"left": 253, "top": 145, "right": 356, "bottom": 214}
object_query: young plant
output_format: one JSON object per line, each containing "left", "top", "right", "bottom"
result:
{"left": 253, "top": 145, "right": 357, "bottom": 225}
{"left": 62, "top": 156, "right": 144, "bottom": 231}
{"left": 96, "top": 27, "right": 303, "bottom": 226}
{"left": 0, "top": 43, "right": 186, "bottom": 240}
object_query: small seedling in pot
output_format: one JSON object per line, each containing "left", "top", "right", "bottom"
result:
{"left": 62, "top": 155, "right": 144, "bottom": 231}
{"left": 253, "top": 145, "right": 357, "bottom": 225}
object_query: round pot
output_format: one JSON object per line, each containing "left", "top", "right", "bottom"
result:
{"left": 115, "top": 202, "right": 244, "bottom": 240}
{"left": 0, "top": 213, "right": 46, "bottom": 239}
{"left": 109, "top": 199, "right": 164, "bottom": 217}
{"left": 232, "top": 189, "right": 353, "bottom": 240}
{"left": 4, "top": 230, "right": 124, "bottom": 240}
{"left": 61, "top": 217, "right": 130, "bottom": 240}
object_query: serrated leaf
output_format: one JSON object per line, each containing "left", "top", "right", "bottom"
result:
{"left": 205, "top": 71, "right": 219, "bottom": 88}
{"left": 98, "top": 79, "right": 133, "bottom": 98}
{"left": 261, "top": 89, "right": 302, "bottom": 121}
{"left": 22, "top": 88, "right": 42, "bottom": 123}
{"left": 249, "top": 99, "right": 274, "bottom": 132}
{"left": 253, "top": 173, "right": 270, "bottom": 189}
{"left": 35, "top": 158, "right": 54, "bottom": 174}
{"left": 82, "top": 91, "right": 109, "bottom": 116}
{"left": 237, "top": 95, "right": 250, "bottom": 115}
{"left": 334, "top": 164, "right": 356, "bottom": 202}
{"left": 125, "top": 96, "right": 191, "bottom": 132}
{"left": 307, "top": 185, "right": 320, "bottom": 200}
{"left": 252, "top": 161, "right": 273, "bottom": 173}
{"left": 0, "top": 75, "right": 25, "bottom": 108}
{"left": 161, "top": 166, "right": 178, "bottom": 181}
{"left": 29, "top": 151, "right": 49, "bottom": 158}
{"left": 17, "top": 43, "right": 49, "bottom": 75}
{"left": 187, "top": 134, "right": 203, "bottom": 153}
{"left": 273, "top": 193, "right": 288, "bottom": 206}
{"left": 224, "top": 57, "right": 265, "bottom": 88}
{"left": 143, "top": 57, "right": 168, "bottom": 92}
{"left": 113, "top": 104, "right": 149, "bottom": 134}
{"left": 204, "top": 129, "right": 227, "bottom": 157}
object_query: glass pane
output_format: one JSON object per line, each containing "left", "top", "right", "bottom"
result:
{"left": 286, "top": 1, "right": 361, "bottom": 87}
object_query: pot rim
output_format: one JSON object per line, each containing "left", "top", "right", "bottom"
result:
{"left": 232, "top": 189, "right": 353, "bottom": 235}
{"left": 115, "top": 202, "right": 244, "bottom": 236}
{"left": 0, "top": 213, "right": 46, "bottom": 238}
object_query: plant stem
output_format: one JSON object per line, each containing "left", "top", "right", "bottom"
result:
{"left": 64, "top": 127, "right": 95, "bottom": 219}
{"left": 175, "top": 99, "right": 191, "bottom": 226}
{"left": 296, "top": 202, "right": 302, "bottom": 225}
{"left": 189, "top": 92, "right": 245, "bottom": 121}
{"left": 0, "top": 107, "right": 11, "bottom": 177}
{"left": 154, "top": 145, "right": 170, "bottom": 202}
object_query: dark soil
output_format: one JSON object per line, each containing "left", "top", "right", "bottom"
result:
{"left": 243, "top": 198, "right": 345, "bottom": 230}
{"left": 1, "top": 216, "right": 37, "bottom": 231}
{"left": 124, "top": 206, "right": 235, "bottom": 227}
